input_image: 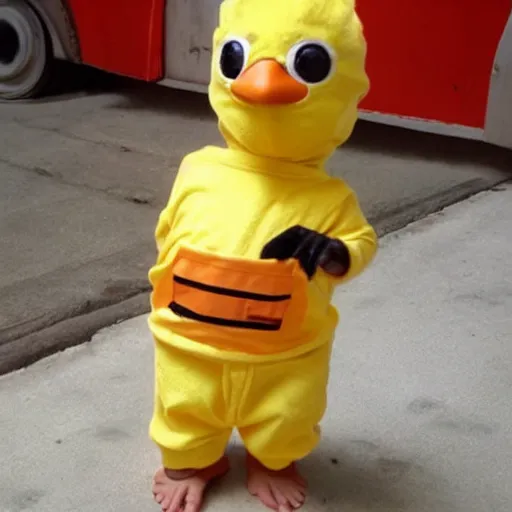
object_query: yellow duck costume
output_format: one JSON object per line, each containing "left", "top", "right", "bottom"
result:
{"left": 148, "top": 0, "right": 377, "bottom": 474}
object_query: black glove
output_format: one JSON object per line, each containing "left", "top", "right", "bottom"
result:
{"left": 261, "top": 225, "right": 350, "bottom": 279}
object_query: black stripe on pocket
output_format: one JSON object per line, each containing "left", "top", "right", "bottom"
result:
{"left": 173, "top": 275, "right": 291, "bottom": 302}
{"left": 169, "top": 302, "right": 282, "bottom": 331}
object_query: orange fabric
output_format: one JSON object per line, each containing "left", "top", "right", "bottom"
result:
{"left": 232, "top": 60, "right": 309, "bottom": 105}
{"left": 172, "top": 281, "right": 290, "bottom": 327}
{"left": 150, "top": 245, "right": 310, "bottom": 355}
{"left": 174, "top": 246, "right": 296, "bottom": 295}
{"left": 152, "top": 245, "right": 297, "bottom": 308}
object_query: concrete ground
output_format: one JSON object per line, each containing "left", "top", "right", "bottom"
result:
{"left": 1, "top": 63, "right": 511, "bottom": 374}
{"left": 1, "top": 183, "right": 511, "bottom": 512}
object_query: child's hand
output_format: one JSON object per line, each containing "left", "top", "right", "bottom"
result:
{"left": 261, "top": 225, "right": 350, "bottom": 279}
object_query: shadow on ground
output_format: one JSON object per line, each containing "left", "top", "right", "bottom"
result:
{"left": 349, "top": 121, "right": 512, "bottom": 172}
{"left": 212, "top": 442, "right": 450, "bottom": 512}
{"left": 104, "top": 73, "right": 512, "bottom": 175}
{"left": 10, "top": 61, "right": 126, "bottom": 104}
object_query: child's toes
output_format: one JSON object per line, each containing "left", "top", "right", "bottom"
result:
{"left": 290, "top": 487, "right": 306, "bottom": 504}
{"left": 182, "top": 487, "right": 203, "bottom": 512}
{"left": 160, "top": 495, "right": 172, "bottom": 510}
{"left": 168, "top": 486, "right": 187, "bottom": 512}
{"left": 271, "top": 486, "right": 288, "bottom": 507}
{"left": 288, "top": 495, "right": 302, "bottom": 509}
{"left": 254, "top": 485, "right": 278, "bottom": 509}
{"left": 153, "top": 483, "right": 167, "bottom": 496}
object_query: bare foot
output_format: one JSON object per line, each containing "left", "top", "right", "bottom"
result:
{"left": 152, "top": 456, "right": 230, "bottom": 512}
{"left": 246, "top": 453, "right": 307, "bottom": 511}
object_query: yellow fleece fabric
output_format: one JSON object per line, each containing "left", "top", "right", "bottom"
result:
{"left": 152, "top": 336, "right": 332, "bottom": 471}
{"left": 149, "top": 0, "right": 377, "bottom": 470}
{"left": 148, "top": 147, "right": 376, "bottom": 362}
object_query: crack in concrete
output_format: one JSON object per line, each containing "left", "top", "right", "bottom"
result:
{"left": 12, "top": 117, "right": 153, "bottom": 157}
{"left": 0, "top": 156, "right": 157, "bottom": 208}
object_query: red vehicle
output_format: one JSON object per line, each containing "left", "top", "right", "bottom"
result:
{"left": 1, "top": 0, "right": 511, "bottom": 150}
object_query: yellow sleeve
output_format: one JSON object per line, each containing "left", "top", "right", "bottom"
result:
{"left": 325, "top": 186, "right": 378, "bottom": 283}
{"left": 154, "top": 206, "right": 171, "bottom": 253}
{"left": 153, "top": 157, "right": 191, "bottom": 254}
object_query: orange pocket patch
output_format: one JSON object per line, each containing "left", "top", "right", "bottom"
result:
{"left": 170, "top": 275, "right": 291, "bottom": 330}
{"left": 152, "top": 245, "right": 307, "bottom": 334}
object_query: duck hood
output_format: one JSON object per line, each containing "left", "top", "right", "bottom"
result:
{"left": 208, "top": 0, "right": 370, "bottom": 165}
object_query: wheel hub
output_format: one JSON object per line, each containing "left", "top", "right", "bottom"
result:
{"left": 0, "top": 1, "right": 48, "bottom": 99}
{"left": 0, "top": 19, "right": 20, "bottom": 65}
{"left": 0, "top": 6, "right": 34, "bottom": 81}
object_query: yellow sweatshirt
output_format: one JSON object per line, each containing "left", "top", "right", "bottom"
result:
{"left": 148, "top": 145, "right": 377, "bottom": 363}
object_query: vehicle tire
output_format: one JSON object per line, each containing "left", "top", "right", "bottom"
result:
{"left": 0, "top": 0, "right": 52, "bottom": 100}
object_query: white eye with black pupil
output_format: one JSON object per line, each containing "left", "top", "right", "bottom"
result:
{"left": 219, "top": 37, "right": 250, "bottom": 80}
{"left": 287, "top": 41, "right": 335, "bottom": 85}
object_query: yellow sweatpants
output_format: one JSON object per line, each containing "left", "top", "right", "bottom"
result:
{"left": 149, "top": 338, "right": 332, "bottom": 471}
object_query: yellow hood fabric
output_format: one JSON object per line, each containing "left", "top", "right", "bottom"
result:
{"left": 209, "top": 0, "right": 370, "bottom": 164}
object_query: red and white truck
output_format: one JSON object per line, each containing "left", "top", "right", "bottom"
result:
{"left": 1, "top": 0, "right": 511, "bottom": 150}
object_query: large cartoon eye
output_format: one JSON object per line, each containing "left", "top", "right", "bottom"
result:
{"left": 287, "top": 41, "right": 335, "bottom": 85}
{"left": 219, "top": 37, "right": 250, "bottom": 80}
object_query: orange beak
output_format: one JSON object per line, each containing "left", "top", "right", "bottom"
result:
{"left": 231, "top": 59, "right": 308, "bottom": 105}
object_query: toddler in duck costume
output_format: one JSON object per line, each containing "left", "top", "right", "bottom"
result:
{"left": 149, "top": 0, "right": 377, "bottom": 510}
